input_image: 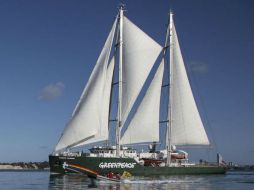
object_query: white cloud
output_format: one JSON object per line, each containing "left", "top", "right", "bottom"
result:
{"left": 38, "top": 82, "right": 65, "bottom": 101}
{"left": 190, "top": 62, "right": 208, "bottom": 74}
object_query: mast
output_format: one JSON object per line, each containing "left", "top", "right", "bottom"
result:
{"left": 166, "top": 11, "right": 173, "bottom": 166}
{"left": 116, "top": 5, "right": 124, "bottom": 157}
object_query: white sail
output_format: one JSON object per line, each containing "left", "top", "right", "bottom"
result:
{"left": 73, "top": 57, "right": 115, "bottom": 147}
{"left": 170, "top": 21, "right": 209, "bottom": 145}
{"left": 121, "top": 60, "right": 164, "bottom": 145}
{"left": 54, "top": 18, "right": 117, "bottom": 152}
{"left": 121, "top": 16, "right": 162, "bottom": 127}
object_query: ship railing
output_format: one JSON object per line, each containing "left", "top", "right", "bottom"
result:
{"left": 59, "top": 152, "right": 82, "bottom": 157}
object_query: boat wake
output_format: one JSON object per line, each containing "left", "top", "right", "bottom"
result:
{"left": 99, "top": 178, "right": 196, "bottom": 184}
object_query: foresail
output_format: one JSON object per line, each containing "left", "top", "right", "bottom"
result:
{"left": 54, "top": 18, "right": 117, "bottom": 152}
{"left": 73, "top": 57, "right": 115, "bottom": 147}
{"left": 170, "top": 21, "right": 209, "bottom": 145}
{"left": 121, "top": 16, "right": 162, "bottom": 127}
{"left": 121, "top": 60, "right": 164, "bottom": 145}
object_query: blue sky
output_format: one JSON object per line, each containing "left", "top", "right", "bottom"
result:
{"left": 0, "top": 0, "right": 253, "bottom": 164}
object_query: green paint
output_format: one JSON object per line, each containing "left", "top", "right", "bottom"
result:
{"left": 49, "top": 155, "right": 226, "bottom": 176}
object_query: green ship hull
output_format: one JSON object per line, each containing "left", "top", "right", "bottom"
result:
{"left": 49, "top": 155, "right": 226, "bottom": 176}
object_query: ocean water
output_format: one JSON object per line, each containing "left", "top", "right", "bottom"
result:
{"left": 0, "top": 171, "right": 253, "bottom": 190}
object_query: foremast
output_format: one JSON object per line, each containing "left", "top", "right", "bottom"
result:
{"left": 116, "top": 5, "right": 124, "bottom": 157}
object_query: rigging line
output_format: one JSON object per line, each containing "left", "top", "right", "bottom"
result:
{"left": 162, "top": 84, "right": 169, "bottom": 88}
{"left": 160, "top": 120, "right": 169, "bottom": 123}
{"left": 112, "top": 81, "right": 119, "bottom": 85}
{"left": 123, "top": 142, "right": 161, "bottom": 146}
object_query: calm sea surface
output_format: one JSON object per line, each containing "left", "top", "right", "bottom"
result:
{"left": 0, "top": 170, "right": 253, "bottom": 190}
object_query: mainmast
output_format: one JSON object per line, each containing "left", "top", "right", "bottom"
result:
{"left": 166, "top": 11, "right": 174, "bottom": 166}
{"left": 116, "top": 5, "right": 124, "bottom": 157}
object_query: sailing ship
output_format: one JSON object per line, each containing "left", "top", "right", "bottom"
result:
{"left": 49, "top": 6, "right": 226, "bottom": 175}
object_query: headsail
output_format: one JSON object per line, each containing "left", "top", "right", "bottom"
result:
{"left": 54, "top": 18, "right": 117, "bottom": 152}
{"left": 73, "top": 57, "right": 115, "bottom": 147}
{"left": 121, "top": 60, "right": 164, "bottom": 145}
{"left": 169, "top": 18, "right": 209, "bottom": 145}
{"left": 121, "top": 16, "right": 162, "bottom": 127}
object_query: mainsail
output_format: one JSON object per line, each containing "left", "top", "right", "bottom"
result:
{"left": 169, "top": 17, "right": 209, "bottom": 145}
{"left": 54, "top": 19, "right": 117, "bottom": 152}
{"left": 121, "top": 60, "right": 164, "bottom": 145}
{"left": 121, "top": 16, "right": 162, "bottom": 127}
